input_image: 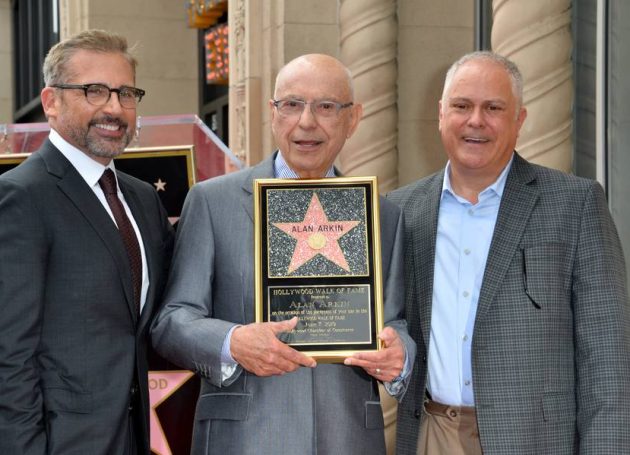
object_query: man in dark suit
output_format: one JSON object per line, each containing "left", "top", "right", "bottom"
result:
{"left": 151, "top": 54, "right": 415, "bottom": 454}
{"left": 390, "top": 51, "right": 630, "bottom": 454}
{"left": 0, "top": 30, "right": 173, "bottom": 454}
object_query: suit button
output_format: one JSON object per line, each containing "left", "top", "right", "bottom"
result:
{"left": 414, "top": 409, "right": 421, "bottom": 419}
{"left": 422, "top": 356, "right": 427, "bottom": 364}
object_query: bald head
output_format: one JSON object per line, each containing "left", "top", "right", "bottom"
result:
{"left": 269, "top": 53, "right": 362, "bottom": 179}
{"left": 274, "top": 54, "right": 355, "bottom": 101}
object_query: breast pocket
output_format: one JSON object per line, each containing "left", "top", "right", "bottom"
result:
{"left": 522, "top": 242, "right": 572, "bottom": 309}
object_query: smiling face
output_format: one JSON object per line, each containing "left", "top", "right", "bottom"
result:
{"left": 439, "top": 58, "right": 527, "bottom": 186}
{"left": 41, "top": 50, "right": 137, "bottom": 165}
{"left": 270, "top": 54, "right": 362, "bottom": 178}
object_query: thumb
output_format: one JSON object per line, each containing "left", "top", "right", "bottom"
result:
{"left": 270, "top": 316, "right": 299, "bottom": 333}
{"left": 378, "top": 326, "right": 398, "bottom": 346}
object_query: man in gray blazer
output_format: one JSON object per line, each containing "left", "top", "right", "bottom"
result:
{"left": 151, "top": 54, "right": 415, "bottom": 454}
{"left": 0, "top": 30, "right": 173, "bottom": 454}
{"left": 391, "top": 51, "right": 630, "bottom": 454}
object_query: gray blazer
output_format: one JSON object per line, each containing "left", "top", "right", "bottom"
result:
{"left": 151, "top": 153, "right": 415, "bottom": 454}
{"left": 389, "top": 153, "right": 630, "bottom": 454}
{"left": 0, "top": 140, "right": 174, "bottom": 454}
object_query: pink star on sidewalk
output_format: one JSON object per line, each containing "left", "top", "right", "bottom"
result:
{"left": 149, "top": 370, "right": 194, "bottom": 455}
{"left": 273, "top": 193, "right": 360, "bottom": 273}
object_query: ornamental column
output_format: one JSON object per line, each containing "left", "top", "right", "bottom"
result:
{"left": 229, "top": 0, "right": 263, "bottom": 166}
{"left": 339, "top": 3, "right": 399, "bottom": 451}
{"left": 492, "top": 0, "right": 573, "bottom": 172}
{"left": 339, "top": 0, "right": 399, "bottom": 193}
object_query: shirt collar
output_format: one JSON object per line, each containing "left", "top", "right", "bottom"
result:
{"left": 274, "top": 150, "right": 336, "bottom": 179}
{"left": 441, "top": 153, "right": 514, "bottom": 202}
{"left": 49, "top": 128, "right": 117, "bottom": 189}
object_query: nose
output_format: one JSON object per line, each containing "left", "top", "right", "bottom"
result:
{"left": 467, "top": 106, "right": 485, "bottom": 128}
{"left": 102, "top": 91, "right": 125, "bottom": 114}
{"left": 297, "top": 103, "right": 318, "bottom": 128}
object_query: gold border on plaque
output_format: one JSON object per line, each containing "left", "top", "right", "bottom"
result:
{"left": 0, "top": 153, "right": 31, "bottom": 174}
{"left": 254, "top": 176, "right": 384, "bottom": 363}
{"left": 0, "top": 153, "right": 30, "bottom": 164}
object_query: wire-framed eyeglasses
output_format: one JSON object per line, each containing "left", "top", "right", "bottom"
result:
{"left": 51, "top": 83, "right": 146, "bottom": 109}
{"left": 272, "top": 99, "right": 353, "bottom": 119}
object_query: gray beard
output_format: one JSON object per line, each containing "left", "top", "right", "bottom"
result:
{"left": 85, "top": 129, "right": 132, "bottom": 159}
{"left": 66, "top": 123, "right": 133, "bottom": 160}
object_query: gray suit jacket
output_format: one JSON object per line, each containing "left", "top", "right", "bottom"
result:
{"left": 389, "top": 153, "right": 630, "bottom": 454}
{"left": 151, "top": 153, "right": 415, "bottom": 454}
{"left": 0, "top": 140, "right": 174, "bottom": 455}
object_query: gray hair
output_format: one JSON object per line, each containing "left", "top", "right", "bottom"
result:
{"left": 441, "top": 51, "right": 524, "bottom": 108}
{"left": 43, "top": 29, "right": 137, "bottom": 86}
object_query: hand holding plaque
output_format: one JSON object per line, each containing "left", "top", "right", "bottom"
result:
{"left": 230, "top": 317, "right": 317, "bottom": 376}
{"left": 254, "top": 177, "right": 384, "bottom": 362}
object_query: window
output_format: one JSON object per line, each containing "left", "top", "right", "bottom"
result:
{"left": 12, "top": 0, "right": 59, "bottom": 123}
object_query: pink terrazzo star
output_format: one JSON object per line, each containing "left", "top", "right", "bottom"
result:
{"left": 273, "top": 193, "right": 360, "bottom": 273}
{"left": 149, "top": 370, "right": 194, "bottom": 455}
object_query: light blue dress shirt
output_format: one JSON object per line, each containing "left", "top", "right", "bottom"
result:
{"left": 427, "top": 155, "right": 513, "bottom": 406}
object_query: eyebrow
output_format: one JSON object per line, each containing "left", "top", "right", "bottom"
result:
{"left": 278, "top": 95, "right": 342, "bottom": 102}
{"left": 448, "top": 97, "right": 508, "bottom": 106}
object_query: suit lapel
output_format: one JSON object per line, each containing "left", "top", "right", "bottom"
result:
{"left": 411, "top": 171, "right": 443, "bottom": 349}
{"left": 240, "top": 154, "right": 276, "bottom": 222}
{"left": 41, "top": 142, "right": 138, "bottom": 324}
{"left": 474, "top": 154, "right": 539, "bottom": 324}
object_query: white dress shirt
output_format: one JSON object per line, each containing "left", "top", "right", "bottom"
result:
{"left": 49, "top": 129, "right": 150, "bottom": 311}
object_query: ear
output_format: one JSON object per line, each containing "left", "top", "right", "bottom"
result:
{"left": 41, "top": 87, "right": 59, "bottom": 120}
{"left": 269, "top": 99, "right": 279, "bottom": 136}
{"left": 346, "top": 103, "right": 363, "bottom": 138}
{"left": 438, "top": 99, "right": 444, "bottom": 131}
{"left": 269, "top": 98, "right": 278, "bottom": 119}
{"left": 516, "top": 106, "right": 527, "bottom": 132}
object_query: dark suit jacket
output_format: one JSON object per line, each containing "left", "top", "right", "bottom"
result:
{"left": 0, "top": 140, "right": 174, "bottom": 454}
{"left": 151, "top": 153, "right": 415, "bottom": 454}
{"left": 389, "top": 154, "right": 630, "bottom": 454}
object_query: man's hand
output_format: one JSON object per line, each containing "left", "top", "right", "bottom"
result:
{"left": 230, "top": 317, "right": 317, "bottom": 376}
{"left": 343, "top": 326, "right": 404, "bottom": 382}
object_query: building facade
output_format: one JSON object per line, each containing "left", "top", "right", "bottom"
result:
{"left": 1, "top": 0, "right": 629, "bottom": 453}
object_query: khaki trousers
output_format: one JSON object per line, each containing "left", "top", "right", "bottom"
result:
{"left": 416, "top": 400, "right": 483, "bottom": 455}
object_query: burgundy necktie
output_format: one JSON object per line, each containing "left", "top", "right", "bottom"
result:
{"left": 99, "top": 169, "right": 142, "bottom": 315}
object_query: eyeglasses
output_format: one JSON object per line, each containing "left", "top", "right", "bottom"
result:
{"left": 51, "top": 83, "right": 145, "bottom": 109}
{"left": 272, "top": 99, "right": 353, "bottom": 119}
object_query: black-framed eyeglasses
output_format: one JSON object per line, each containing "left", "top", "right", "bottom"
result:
{"left": 51, "top": 83, "right": 145, "bottom": 109}
{"left": 272, "top": 99, "right": 353, "bottom": 119}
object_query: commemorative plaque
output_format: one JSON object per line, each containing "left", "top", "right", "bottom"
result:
{"left": 254, "top": 177, "right": 384, "bottom": 362}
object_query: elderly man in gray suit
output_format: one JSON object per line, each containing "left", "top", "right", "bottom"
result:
{"left": 151, "top": 54, "right": 415, "bottom": 454}
{"left": 390, "top": 51, "right": 630, "bottom": 454}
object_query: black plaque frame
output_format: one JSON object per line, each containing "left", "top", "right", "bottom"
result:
{"left": 119, "top": 146, "right": 196, "bottom": 222}
{"left": 254, "top": 177, "right": 384, "bottom": 362}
